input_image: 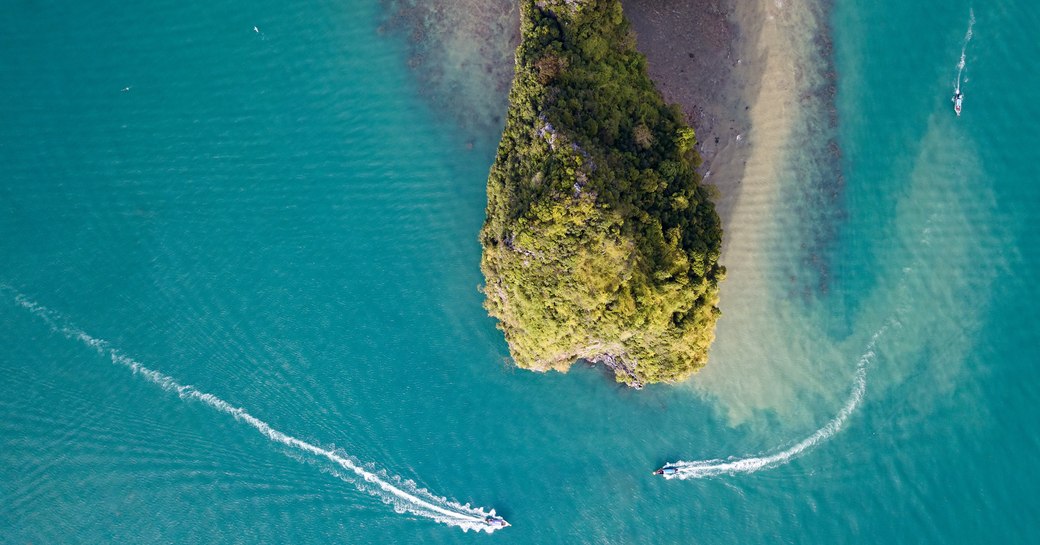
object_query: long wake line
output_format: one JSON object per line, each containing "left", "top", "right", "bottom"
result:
{"left": 661, "top": 323, "right": 892, "bottom": 479}
{"left": 955, "top": 8, "right": 976, "bottom": 93}
{"left": 661, "top": 10, "right": 973, "bottom": 484}
{"left": 2, "top": 287, "right": 504, "bottom": 533}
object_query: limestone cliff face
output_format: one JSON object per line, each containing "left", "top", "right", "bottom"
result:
{"left": 479, "top": 0, "right": 725, "bottom": 387}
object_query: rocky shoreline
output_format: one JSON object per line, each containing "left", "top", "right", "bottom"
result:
{"left": 589, "top": 354, "right": 645, "bottom": 389}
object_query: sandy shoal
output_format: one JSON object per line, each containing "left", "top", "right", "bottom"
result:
{"left": 628, "top": 0, "right": 844, "bottom": 423}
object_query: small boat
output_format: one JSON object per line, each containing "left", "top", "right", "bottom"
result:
{"left": 953, "top": 91, "right": 963, "bottom": 116}
{"left": 483, "top": 515, "right": 510, "bottom": 529}
{"left": 652, "top": 465, "right": 680, "bottom": 477}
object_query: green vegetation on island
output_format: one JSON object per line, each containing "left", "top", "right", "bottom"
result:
{"left": 480, "top": 0, "right": 725, "bottom": 387}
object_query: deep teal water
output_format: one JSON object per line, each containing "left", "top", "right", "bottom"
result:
{"left": 2, "top": 0, "right": 1038, "bottom": 543}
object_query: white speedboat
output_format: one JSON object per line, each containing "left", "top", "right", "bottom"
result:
{"left": 652, "top": 465, "right": 680, "bottom": 477}
{"left": 483, "top": 515, "right": 510, "bottom": 529}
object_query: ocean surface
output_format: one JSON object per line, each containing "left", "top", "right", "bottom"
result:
{"left": 1, "top": 0, "right": 1038, "bottom": 543}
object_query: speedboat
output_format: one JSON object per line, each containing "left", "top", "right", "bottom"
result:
{"left": 652, "top": 465, "right": 680, "bottom": 477}
{"left": 953, "top": 91, "right": 963, "bottom": 116}
{"left": 483, "top": 515, "right": 510, "bottom": 529}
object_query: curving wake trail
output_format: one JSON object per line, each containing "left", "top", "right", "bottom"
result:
{"left": 2, "top": 287, "right": 506, "bottom": 533}
{"left": 661, "top": 324, "right": 891, "bottom": 479}
{"left": 955, "top": 8, "right": 976, "bottom": 93}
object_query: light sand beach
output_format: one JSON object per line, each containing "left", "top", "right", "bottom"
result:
{"left": 627, "top": 0, "right": 849, "bottom": 425}
{"left": 651, "top": 0, "right": 848, "bottom": 425}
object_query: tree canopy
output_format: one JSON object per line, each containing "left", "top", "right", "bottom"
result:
{"left": 480, "top": 0, "right": 725, "bottom": 386}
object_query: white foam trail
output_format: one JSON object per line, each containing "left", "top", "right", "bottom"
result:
{"left": 955, "top": 8, "right": 976, "bottom": 92}
{"left": 662, "top": 324, "right": 891, "bottom": 479}
{"left": 3, "top": 288, "right": 504, "bottom": 533}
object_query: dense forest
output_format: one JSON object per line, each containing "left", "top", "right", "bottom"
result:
{"left": 480, "top": 0, "right": 725, "bottom": 386}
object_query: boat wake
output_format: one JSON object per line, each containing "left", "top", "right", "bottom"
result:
{"left": 955, "top": 8, "right": 976, "bottom": 93}
{"left": 2, "top": 287, "right": 505, "bottom": 533}
{"left": 660, "top": 323, "right": 892, "bottom": 480}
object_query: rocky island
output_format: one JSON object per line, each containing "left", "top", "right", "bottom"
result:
{"left": 480, "top": 0, "right": 725, "bottom": 387}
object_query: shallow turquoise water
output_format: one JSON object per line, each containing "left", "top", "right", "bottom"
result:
{"left": 2, "top": 0, "right": 1038, "bottom": 543}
